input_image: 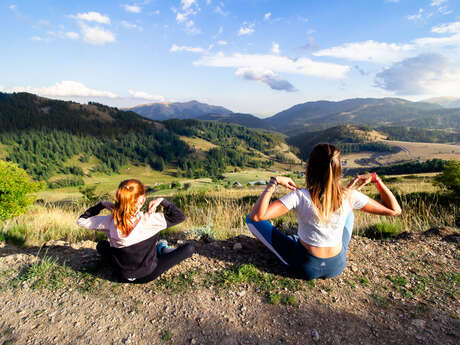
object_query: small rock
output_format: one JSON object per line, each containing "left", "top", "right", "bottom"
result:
{"left": 411, "top": 319, "right": 426, "bottom": 329}
{"left": 350, "top": 264, "right": 358, "bottom": 272}
{"left": 311, "top": 329, "right": 320, "bottom": 342}
{"left": 237, "top": 290, "right": 246, "bottom": 297}
{"left": 190, "top": 339, "right": 197, "bottom": 345}
{"left": 233, "top": 243, "right": 243, "bottom": 250}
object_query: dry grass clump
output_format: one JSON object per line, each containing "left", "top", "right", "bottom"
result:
{"left": 0, "top": 203, "right": 104, "bottom": 246}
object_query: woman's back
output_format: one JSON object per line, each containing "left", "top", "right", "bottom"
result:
{"left": 279, "top": 188, "right": 369, "bottom": 247}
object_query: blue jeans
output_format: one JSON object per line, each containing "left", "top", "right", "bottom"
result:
{"left": 245, "top": 213, "right": 354, "bottom": 280}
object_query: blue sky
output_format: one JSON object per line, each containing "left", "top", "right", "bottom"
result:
{"left": 1, "top": 0, "right": 459, "bottom": 116}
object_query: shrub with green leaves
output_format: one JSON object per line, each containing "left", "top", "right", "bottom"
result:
{"left": 363, "top": 221, "right": 401, "bottom": 239}
{"left": 434, "top": 160, "right": 460, "bottom": 194}
{"left": 0, "top": 160, "right": 42, "bottom": 221}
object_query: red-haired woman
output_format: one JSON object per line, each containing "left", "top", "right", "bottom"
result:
{"left": 77, "top": 179, "right": 194, "bottom": 283}
{"left": 247, "top": 143, "right": 401, "bottom": 280}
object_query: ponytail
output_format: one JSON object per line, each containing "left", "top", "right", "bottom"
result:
{"left": 306, "top": 144, "right": 344, "bottom": 224}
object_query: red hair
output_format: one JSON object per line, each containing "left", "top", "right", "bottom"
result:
{"left": 112, "top": 179, "right": 145, "bottom": 236}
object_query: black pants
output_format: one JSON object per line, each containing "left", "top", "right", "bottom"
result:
{"left": 96, "top": 240, "right": 195, "bottom": 284}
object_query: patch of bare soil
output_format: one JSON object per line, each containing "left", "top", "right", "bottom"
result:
{"left": 0, "top": 229, "right": 459, "bottom": 345}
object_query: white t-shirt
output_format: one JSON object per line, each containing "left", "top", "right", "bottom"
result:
{"left": 279, "top": 188, "right": 369, "bottom": 247}
{"left": 76, "top": 211, "right": 167, "bottom": 248}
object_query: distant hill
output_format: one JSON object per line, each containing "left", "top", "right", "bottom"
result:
{"left": 125, "top": 100, "right": 233, "bottom": 121}
{"left": 423, "top": 97, "right": 460, "bottom": 109}
{"left": 196, "top": 113, "right": 274, "bottom": 130}
{"left": 287, "top": 125, "right": 400, "bottom": 161}
{"left": 0, "top": 92, "right": 283, "bottom": 180}
{"left": 264, "top": 98, "right": 460, "bottom": 134}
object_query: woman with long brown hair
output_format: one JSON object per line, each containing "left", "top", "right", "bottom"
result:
{"left": 247, "top": 143, "right": 401, "bottom": 280}
{"left": 77, "top": 179, "right": 194, "bottom": 283}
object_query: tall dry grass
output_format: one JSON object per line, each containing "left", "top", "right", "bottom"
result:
{"left": 1, "top": 179, "right": 457, "bottom": 246}
{"left": 0, "top": 203, "right": 106, "bottom": 246}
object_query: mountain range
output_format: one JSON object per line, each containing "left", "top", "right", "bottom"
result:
{"left": 423, "top": 97, "right": 460, "bottom": 109}
{"left": 124, "top": 100, "right": 232, "bottom": 121}
{"left": 126, "top": 98, "right": 460, "bottom": 135}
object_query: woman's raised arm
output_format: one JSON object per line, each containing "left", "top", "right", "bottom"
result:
{"left": 348, "top": 172, "right": 402, "bottom": 216}
{"left": 249, "top": 176, "right": 297, "bottom": 221}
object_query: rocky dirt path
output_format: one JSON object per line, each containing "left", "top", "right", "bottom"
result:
{"left": 0, "top": 228, "right": 459, "bottom": 345}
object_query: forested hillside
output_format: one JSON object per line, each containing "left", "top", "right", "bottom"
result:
{"left": 287, "top": 125, "right": 400, "bottom": 161}
{"left": 0, "top": 92, "right": 283, "bottom": 181}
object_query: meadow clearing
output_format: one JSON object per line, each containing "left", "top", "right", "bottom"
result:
{"left": 1, "top": 160, "right": 457, "bottom": 247}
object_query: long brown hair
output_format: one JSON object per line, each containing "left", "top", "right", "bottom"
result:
{"left": 112, "top": 179, "right": 146, "bottom": 236}
{"left": 306, "top": 143, "right": 344, "bottom": 224}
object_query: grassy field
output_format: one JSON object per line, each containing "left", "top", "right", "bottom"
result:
{"left": 3, "top": 167, "right": 458, "bottom": 247}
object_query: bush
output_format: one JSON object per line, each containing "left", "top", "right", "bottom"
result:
{"left": 79, "top": 185, "right": 110, "bottom": 205}
{"left": 434, "top": 160, "right": 460, "bottom": 194}
{"left": 171, "top": 181, "right": 182, "bottom": 189}
{"left": 363, "top": 221, "right": 401, "bottom": 239}
{"left": 0, "top": 161, "right": 42, "bottom": 221}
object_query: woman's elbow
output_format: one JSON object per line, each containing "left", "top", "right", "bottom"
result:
{"left": 390, "top": 208, "right": 402, "bottom": 217}
{"left": 249, "top": 213, "right": 264, "bottom": 222}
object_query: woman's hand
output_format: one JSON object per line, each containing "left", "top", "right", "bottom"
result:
{"left": 347, "top": 173, "right": 374, "bottom": 190}
{"left": 148, "top": 198, "right": 164, "bottom": 215}
{"left": 275, "top": 176, "right": 299, "bottom": 191}
{"left": 100, "top": 201, "right": 115, "bottom": 210}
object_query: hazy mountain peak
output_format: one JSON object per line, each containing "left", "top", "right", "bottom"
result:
{"left": 125, "top": 100, "right": 233, "bottom": 121}
{"left": 423, "top": 96, "right": 460, "bottom": 109}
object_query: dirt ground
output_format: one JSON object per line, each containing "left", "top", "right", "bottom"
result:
{"left": 0, "top": 229, "right": 459, "bottom": 345}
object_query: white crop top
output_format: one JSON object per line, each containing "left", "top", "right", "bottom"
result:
{"left": 279, "top": 189, "right": 369, "bottom": 247}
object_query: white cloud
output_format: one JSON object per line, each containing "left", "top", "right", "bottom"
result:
{"left": 385, "top": 0, "right": 400, "bottom": 3}
{"left": 238, "top": 23, "right": 255, "bottom": 36}
{"left": 0, "top": 85, "right": 4, "bottom": 92}
{"left": 431, "top": 0, "right": 447, "bottom": 6}
{"left": 313, "top": 40, "right": 415, "bottom": 64}
{"left": 215, "top": 5, "right": 228, "bottom": 16}
{"left": 170, "top": 44, "right": 205, "bottom": 53}
{"left": 432, "top": 21, "right": 460, "bottom": 34}
{"left": 181, "top": 0, "right": 196, "bottom": 10}
{"left": 264, "top": 12, "right": 271, "bottom": 21}
{"left": 8, "top": 4, "right": 16, "bottom": 10}
{"left": 123, "top": 4, "right": 141, "bottom": 13}
{"left": 235, "top": 68, "right": 296, "bottom": 92}
{"left": 407, "top": 8, "right": 424, "bottom": 21}
{"left": 80, "top": 24, "right": 116, "bottom": 45}
{"left": 414, "top": 32, "right": 460, "bottom": 48}
{"left": 31, "top": 36, "right": 43, "bottom": 41}
{"left": 174, "top": 1, "right": 200, "bottom": 34}
{"left": 375, "top": 53, "right": 460, "bottom": 96}
{"left": 70, "top": 12, "right": 111, "bottom": 24}
{"left": 271, "top": 42, "right": 280, "bottom": 54}
{"left": 176, "top": 12, "right": 187, "bottom": 23}
{"left": 65, "top": 32, "right": 79, "bottom": 40}
{"left": 217, "top": 40, "right": 227, "bottom": 45}
{"left": 121, "top": 20, "right": 142, "bottom": 31}
{"left": 194, "top": 52, "right": 350, "bottom": 79}
{"left": 10, "top": 81, "right": 118, "bottom": 99}
{"left": 128, "top": 90, "right": 164, "bottom": 101}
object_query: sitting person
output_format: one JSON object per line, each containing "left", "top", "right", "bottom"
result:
{"left": 77, "top": 179, "right": 194, "bottom": 283}
{"left": 246, "top": 143, "right": 401, "bottom": 280}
